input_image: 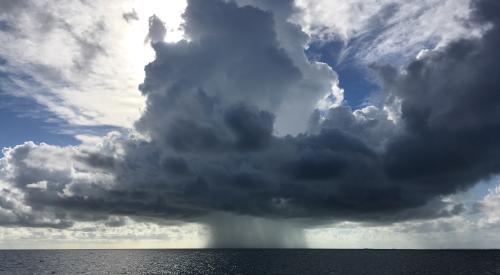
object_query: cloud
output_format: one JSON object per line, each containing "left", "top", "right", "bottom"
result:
{"left": 0, "top": 0, "right": 179, "bottom": 129}
{"left": 294, "top": 0, "right": 486, "bottom": 63}
{"left": 377, "top": 0, "right": 500, "bottom": 197}
{"left": 1, "top": 0, "right": 500, "bottom": 248}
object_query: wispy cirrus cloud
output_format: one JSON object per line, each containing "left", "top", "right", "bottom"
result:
{"left": 0, "top": 0, "right": 186, "bottom": 130}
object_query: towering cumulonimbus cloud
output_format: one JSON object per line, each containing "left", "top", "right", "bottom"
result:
{"left": 1, "top": 0, "right": 500, "bottom": 247}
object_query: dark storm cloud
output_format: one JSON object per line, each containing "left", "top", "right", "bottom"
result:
{"left": 379, "top": 0, "right": 500, "bottom": 198}
{"left": 1, "top": 0, "right": 500, "bottom": 232}
{"left": 224, "top": 104, "right": 275, "bottom": 150}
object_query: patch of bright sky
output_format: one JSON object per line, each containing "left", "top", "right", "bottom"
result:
{"left": 461, "top": 175, "right": 500, "bottom": 207}
{"left": 306, "top": 40, "right": 379, "bottom": 109}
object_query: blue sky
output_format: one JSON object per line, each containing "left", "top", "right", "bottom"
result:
{"left": 0, "top": 95, "right": 78, "bottom": 149}
{"left": 0, "top": 65, "right": 78, "bottom": 149}
{"left": 306, "top": 40, "right": 379, "bottom": 109}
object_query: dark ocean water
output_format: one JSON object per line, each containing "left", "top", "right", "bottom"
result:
{"left": 0, "top": 249, "right": 499, "bottom": 274}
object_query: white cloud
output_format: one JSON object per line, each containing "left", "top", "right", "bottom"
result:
{"left": 26, "top": 180, "right": 48, "bottom": 190}
{"left": 294, "top": 0, "right": 487, "bottom": 63}
{"left": 0, "top": 0, "right": 186, "bottom": 129}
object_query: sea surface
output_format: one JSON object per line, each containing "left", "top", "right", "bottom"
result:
{"left": 0, "top": 249, "right": 499, "bottom": 274}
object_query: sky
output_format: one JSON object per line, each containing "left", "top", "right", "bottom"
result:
{"left": 0, "top": 0, "right": 499, "bottom": 249}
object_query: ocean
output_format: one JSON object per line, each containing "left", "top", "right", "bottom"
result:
{"left": 0, "top": 249, "right": 499, "bottom": 274}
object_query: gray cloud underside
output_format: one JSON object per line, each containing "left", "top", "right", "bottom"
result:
{"left": 1, "top": 0, "right": 500, "bottom": 230}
